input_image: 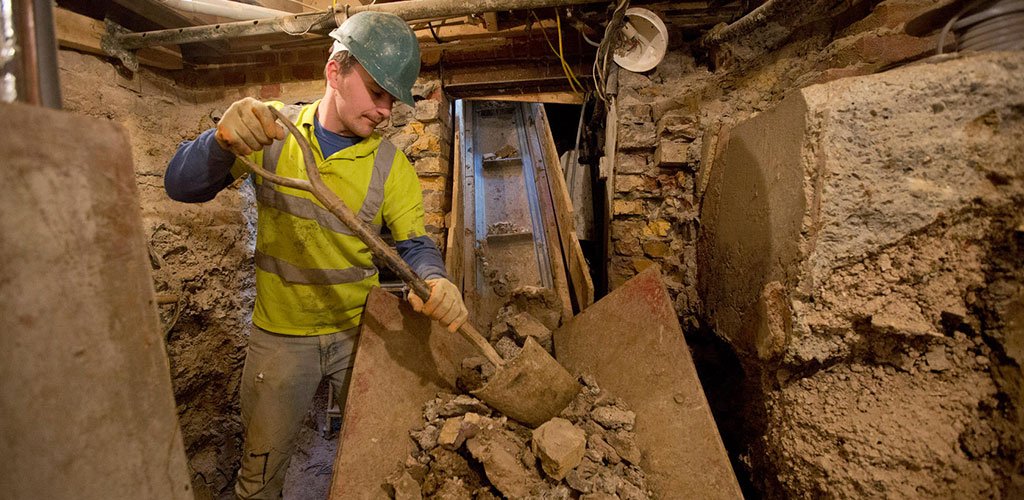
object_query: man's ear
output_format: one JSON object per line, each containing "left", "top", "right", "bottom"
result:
{"left": 325, "top": 60, "right": 340, "bottom": 89}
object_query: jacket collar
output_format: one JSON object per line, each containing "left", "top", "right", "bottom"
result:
{"left": 297, "top": 100, "right": 382, "bottom": 160}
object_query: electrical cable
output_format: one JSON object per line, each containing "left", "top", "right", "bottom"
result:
{"left": 593, "top": 0, "right": 629, "bottom": 104}
{"left": 428, "top": 17, "right": 448, "bottom": 44}
{"left": 556, "top": 10, "right": 586, "bottom": 93}
{"left": 280, "top": 7, "right": 335, "bottom": 36}
{"left": 530, "top": 9, "right": 585, "bottom": 95}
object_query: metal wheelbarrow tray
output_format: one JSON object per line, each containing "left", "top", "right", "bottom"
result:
{"left": 330, "top": 267, "right": 743, "bottom": 498}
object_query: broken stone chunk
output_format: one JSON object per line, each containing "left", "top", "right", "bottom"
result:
{"left": 581, "top": 493, "right": 618, "bottom": 500}
{"left": 389, "top": 471, "right": 422, "bottom": 500}
{"left": 565, "top": 457, "right": 602, "bottom": 494}
{"left": 531, "top": 417, "right": 587, "bottom": 480}
{"left": 466, "top": 428, "right": 544, "bottom": 498}
{"left": 410, "top": 424, "right": 439, "bottom": 451}
{"left": 605, "top": 430, "right": 642, "bottom": 465}
{"left": 494, "top": 336, "right": 522, "bottom": 361}
{"left": 587, "top": 433, "right": 621, "bottom": 464}
{"left": 438, "top": 394, "right": 491, "bottom": 418}
{"left": 509, "top": 286, "right": 563, "bottom": 330}
{"left": 508, "top": 312, "right": 553, "bottom": 352}
{"left": 433, "top": 477, "right": 472, "bottom": 500}
{"left": 438, "top": 418, "right": 464, "bottom": 450}
{"left": 392, "top": 374, "right": 653, "bottom": 499}
{"left": 926, "top": 346, "right": 952, "bottom": 372}
{"left": 438, "top": 413, "right": 490, "bottom": 450}
{"left": 591, "top": 406, "right": 636, "bottom": 430}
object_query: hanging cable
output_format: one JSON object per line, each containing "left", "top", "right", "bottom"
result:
{"left": 428, "top": 17, "right": 448, "bottom": 44}
{"left": 556, "top": 10, "right": 586, "bottom": 93}
{"left": 530, "top": 9, "right": 585, "bottom": 95}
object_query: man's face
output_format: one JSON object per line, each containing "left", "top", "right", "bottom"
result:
{"left": 327, "top": 61, "right": 396, "bottom": 137}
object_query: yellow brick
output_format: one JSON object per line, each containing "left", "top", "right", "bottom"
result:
{"left": 644, "top": 220, "right": 671, "bottom": 237}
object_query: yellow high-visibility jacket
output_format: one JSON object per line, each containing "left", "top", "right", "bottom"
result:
{"left": 232, "top": 101, "right": 427, "bottom": 335}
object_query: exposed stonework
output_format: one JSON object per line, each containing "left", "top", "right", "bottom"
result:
{"left": 700, "top": 51, "right": 1024, "bottom": 497}
{"left": 605, "top": 0, "right": 1023, "bottom": 497}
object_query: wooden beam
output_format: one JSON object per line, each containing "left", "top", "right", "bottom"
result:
{"left": 467, "top": 92, "right": 585, "bottom": 105}
{"left": 533, "top": 104, "right": 594, "bottom": 311}
{"left": 445, "top": 112, "right": 465, "bottom": 292}
{"left": 442, "top": 60, "right": 592, "bottom": 94}
{"left": 54, "top": 8, "right": 183, "bottom": 70}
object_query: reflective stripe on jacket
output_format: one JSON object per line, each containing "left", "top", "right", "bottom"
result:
{"left": 234, "top": 100, "right": 428, "bottom": 335}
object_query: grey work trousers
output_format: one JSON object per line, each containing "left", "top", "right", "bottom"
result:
{"left": 234, "top": 325, "right": 359, "bottom": 500}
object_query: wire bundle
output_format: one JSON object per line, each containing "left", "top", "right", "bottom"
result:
{"left": 593, "top": 0, "right": 630, "bottom": 104}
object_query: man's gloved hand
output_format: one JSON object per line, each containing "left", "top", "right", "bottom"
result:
{"left": 408, "top": 278, "right": 469, "bottom": 333}
{"left": 214, "top": 97, "right": 286, "bottom": 156}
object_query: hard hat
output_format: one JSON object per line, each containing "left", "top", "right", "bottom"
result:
{"left": 329, "top": 11, "right": 420, "bottom": 106}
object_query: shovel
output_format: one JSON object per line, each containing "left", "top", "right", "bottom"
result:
{"left": 234, "top": 107, "right": 579, "bottom": 427}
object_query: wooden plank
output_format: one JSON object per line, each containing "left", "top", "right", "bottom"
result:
{"left": 457, "top": 101, "right": 485, "bottom": 327}
{"left": 55, "top": 7, "right": 183, "bottom": 70}
{"left": 522, "top": 103, "right": 574, "bottom": 324}
{"left": 533, "top": 103, "right": 594, "bottom": 311}
{"left": 469, "top": 91, "right": 585, "bottom": 105}
{"left": 445, "top": 107, "right": 465, "bottom": 291}
{"left": 482, "top": 12, "right": 499, "bottom": 31}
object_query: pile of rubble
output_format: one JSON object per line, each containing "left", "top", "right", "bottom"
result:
{"left": 386, "top": 294, "right": 653, "bottom": 499}
{"left": 387, "top": 375, "right": 653, "bottom": 499}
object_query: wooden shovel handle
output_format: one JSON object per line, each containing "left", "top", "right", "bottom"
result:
{"left": 235, "top": 107, "right": 504, "bottom": 367}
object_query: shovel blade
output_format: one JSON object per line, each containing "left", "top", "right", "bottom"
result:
{"left": 472, "top": 337, "right": 580, "bottom": 427}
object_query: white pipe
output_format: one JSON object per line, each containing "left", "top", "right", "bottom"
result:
{"left": 159, "top": 0, "right": 289, "bottom": 21}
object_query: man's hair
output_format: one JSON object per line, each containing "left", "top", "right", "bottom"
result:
{"left": 329, "top": 50, "right": 356, "bottom": 73}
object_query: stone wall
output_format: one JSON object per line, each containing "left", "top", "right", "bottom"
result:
{"left": 58, "top": 49, "right": 453, "bottom": 498}
{"left": 603, "top": 0, "right": 1023, "bottom": 496}
{"left": 606, "top": 0, "right": 945, "bottom": 327}
{"left": 701, "top": 51, "right": 1024, "bottom": 497}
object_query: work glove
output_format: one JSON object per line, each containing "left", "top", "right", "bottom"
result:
{"left": 408, "top": 278, "right": 469, "bottom": 333}
{"left": 214, "top": 97, "right": 286, "bottom": 156}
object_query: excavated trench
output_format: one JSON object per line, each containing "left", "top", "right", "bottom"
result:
{"left": 54, "top": 3, "right": 1024, "bottom": 494}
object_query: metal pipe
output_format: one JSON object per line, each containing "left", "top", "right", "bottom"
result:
{"left": 2, "top": 0, "right": 17, "bottom": 102}
{"left": 12, "top": 0, "right": 60, "bottom": 108}
{"left": 701, "top": 0, "right": 785, "bottom": 46}
{"left": 158, "top": 0, "right": 289, "bottom": 20}
{"left": 113, "top": 0, "right": 608, "bottom": 50}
